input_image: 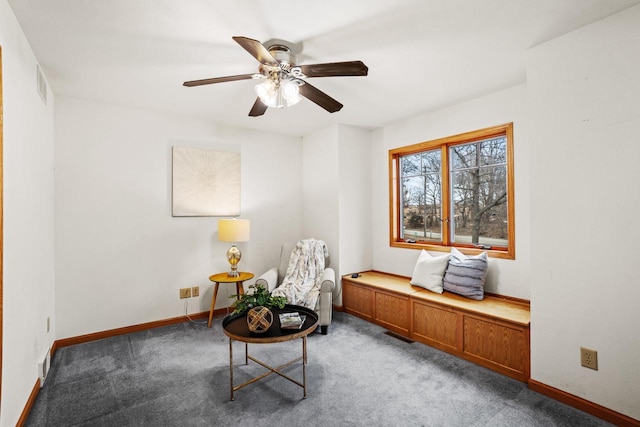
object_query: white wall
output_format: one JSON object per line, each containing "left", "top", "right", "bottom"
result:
{"left": 371, "top": 84, "right": 531, "bottom": 299}
{"left": 54, "top": 97, "right": 303, "bottom": 339}
{"left": 301, "top": 125, "right": 339, "bottom": 258}
{"left": 301, "top": 124, "right": 341, "bottom": 301}
{"left": 302, "top": 124, "right": 372, "bottom": 303}
{"left": 336, "top": 125, "right": 372, "bottom": 286}
{"left": 528, "top": 5, "right": 640, "bottom": 420}
{"left": 0, "top": 0, "right": 56, "bottom": 424}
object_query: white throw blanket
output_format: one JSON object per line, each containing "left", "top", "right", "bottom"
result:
{"left": 271, "top": 238, "right": 328, "bottom": 309}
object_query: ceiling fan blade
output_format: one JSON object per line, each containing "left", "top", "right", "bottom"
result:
{"left": 183, "top": 74, "right": 254, "bottom": 87}
{"left": 299, "top": 82, "right": 343, "bottom": 113}
{"left": 248, "top": 98, "right": 268, "bottom": 117}
{"left": 298, "top": 61, "right": 368, "bottom": 78}
{"left": 232, "top": 36, "right": 279, "bottom": 66}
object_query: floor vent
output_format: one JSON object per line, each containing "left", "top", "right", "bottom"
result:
{"left": 36, "top": 64, "right": 47, "bottom": 105}
{"left": 385, "top": 331, "right": 414, "bottom": 343}
{"left": 38, "top": 349, "right": 51, "bottom": 388}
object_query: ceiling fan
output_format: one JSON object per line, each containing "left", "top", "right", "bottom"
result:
{"left": 183, "top": 36, "right": 368, "bottom": 117}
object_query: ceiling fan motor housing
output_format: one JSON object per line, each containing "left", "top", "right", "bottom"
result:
{"left": 258, "top": 44, "right": 305, "bottom": 89}
{"left": 267, "top": 44, "right": 297, "bottom": 71}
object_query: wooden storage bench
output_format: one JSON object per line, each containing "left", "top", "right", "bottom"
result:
{"left": 341, "top": 271, "right": 415, "bottom": 337}
{"left": 342, "top": 271, "right": 531, "bottom": 382}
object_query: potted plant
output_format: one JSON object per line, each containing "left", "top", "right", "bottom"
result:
{"left": 230, "top": 283, "right": 287, "bottom": 314}
{"left": 229, "top": 284, "right": 287, "bottom": 333}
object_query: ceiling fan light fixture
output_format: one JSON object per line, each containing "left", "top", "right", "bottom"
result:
{"left": 281, "top": 79, "right": 300, "bottom": 101}
{"left": 254, "top": 79, "right": 273, "bottom": 101}
{"left": 254, "top": 77, "right": 301, "bottom": 109}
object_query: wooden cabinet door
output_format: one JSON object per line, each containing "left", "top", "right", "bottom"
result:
{"left": 375, "top": 291, "right": 411, "bottom": 337}
{"left": 412, "top": 301, "right": 459, "bottom": 351}
{"left": 343, "top": 280, "right": 375, "bottom": 320}
{"left": 463, "top": 315, "right": 528, "bottom": 379}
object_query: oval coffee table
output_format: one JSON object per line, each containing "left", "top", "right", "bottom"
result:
{"left": 222, "top": 304, "right": 318, "bottom": 400}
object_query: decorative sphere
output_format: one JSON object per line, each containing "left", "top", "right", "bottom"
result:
{"left": 247, "top": 306, "right": 273, "bottom": 333}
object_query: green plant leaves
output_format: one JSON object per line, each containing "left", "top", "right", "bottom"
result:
{"left": 230, "top": 284, "right": 287, "bottom": 314}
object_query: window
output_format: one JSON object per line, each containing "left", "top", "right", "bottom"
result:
{"left": 389, "top": 123, "right": 515, "bottom": 259}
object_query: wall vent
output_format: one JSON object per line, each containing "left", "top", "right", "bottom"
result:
{"left": 36, "top": 64, "right": 47, "bottom": 105}
{"left": 38, "top": 349, "right": 51, "bottom": 387}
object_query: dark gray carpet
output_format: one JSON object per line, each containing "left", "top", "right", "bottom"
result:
{"left": 26, "top": 312, "right": 611, "bottom": 426}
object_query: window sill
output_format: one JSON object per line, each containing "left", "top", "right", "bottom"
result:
{"left": 390, "top": 241, "right": 515, "bottom": 260}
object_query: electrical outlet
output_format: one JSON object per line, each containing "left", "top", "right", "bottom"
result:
{"left": 192, "top": 286, "right": 200, "bottom": 297}
{"left": 179, "top": 288, "right": 191, "bottom": 299}
{"left": 580, "top": 347, "right": 598, "bottom": 370}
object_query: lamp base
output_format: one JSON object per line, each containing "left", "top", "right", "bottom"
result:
{"left": 226, "top": 244, "right": 241, "bottom": 278}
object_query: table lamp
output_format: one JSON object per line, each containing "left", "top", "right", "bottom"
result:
{"left": 218, "top": 218, "right": 250, "bottom": 277}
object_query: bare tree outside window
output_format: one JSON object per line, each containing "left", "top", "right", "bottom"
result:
{"left": 390, "top": 123, "right": 514, "bottom": 259}
{"left": 450, "top": 137, "right": 507, "bottom": 247}
{"left": 400, "top": 151, "right": 442, "bottom": 242}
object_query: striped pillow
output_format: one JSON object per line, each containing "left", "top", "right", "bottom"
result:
{"left": 443, "top": 247, "right": 488, "bottom": 300}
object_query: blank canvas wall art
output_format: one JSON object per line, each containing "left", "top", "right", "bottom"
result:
{"left": 172, "top": 146, "right": 240, "bottom": 217}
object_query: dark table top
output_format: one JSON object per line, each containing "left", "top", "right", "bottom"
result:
{"left": 222, "top": 304, "right": 319, "bottom": 343}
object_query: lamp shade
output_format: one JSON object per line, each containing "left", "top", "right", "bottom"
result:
{"left": 218, "top": 219, "right": 250, "bottom": 242}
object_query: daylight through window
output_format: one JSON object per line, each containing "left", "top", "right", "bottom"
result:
{"left": 389, "top": 123, "right": 514, "bottom": 259}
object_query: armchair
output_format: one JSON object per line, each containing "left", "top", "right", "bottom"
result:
{"left": 255, "top": 242, "right": 336, "bottom": 334}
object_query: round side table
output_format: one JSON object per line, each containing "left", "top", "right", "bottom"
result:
{"left": 207, "top": 272, "right": 254, "bottom": 328}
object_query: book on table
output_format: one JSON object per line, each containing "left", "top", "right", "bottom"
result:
{"left": 279, "top": 312, "right": 306, "bottom": 329}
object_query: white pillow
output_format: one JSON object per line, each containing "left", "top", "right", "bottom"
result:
{"left": 410, "top": 250, "right": 450, "bottom": 293}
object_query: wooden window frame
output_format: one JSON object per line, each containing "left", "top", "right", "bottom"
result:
{"left": 389, "top": 123, "right": 515, "bottom": 260}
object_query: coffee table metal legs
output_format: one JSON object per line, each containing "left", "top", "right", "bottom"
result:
{"left": 228, "top": 337, "right": 308, "bottom": 400}
{"left": 228, "top": 338, "right": 232, "bottom": 400}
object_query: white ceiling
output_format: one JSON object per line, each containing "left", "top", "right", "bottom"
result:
{"left": 9, "top": 0, "right": 640, "bottom": 137}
